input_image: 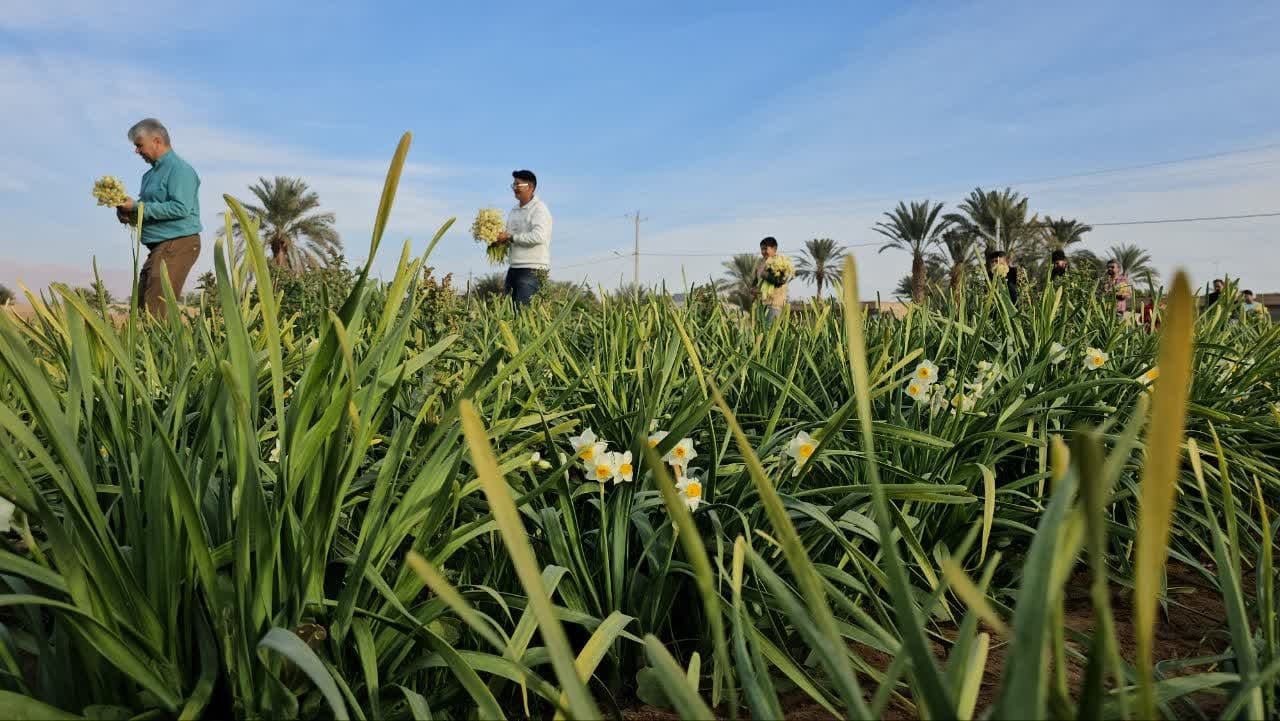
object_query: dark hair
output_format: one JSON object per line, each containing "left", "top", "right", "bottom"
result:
{"left": 985, "top": 249, "right": 1006, "bottom": 263}
{"left": 1106, "top": 259, "right": 1120, "bottom": 266}
{"left": 760, "top": 237, "right": 778, "bottom": 249}
{"left": 1243, "top": 289, "right": 1254, "bottom": 295}
{"left": 1051, "top": 248, "right": 1067, "bottom": 262}
{"left": 512, "top": 169, "right": 537, "bottom": 187}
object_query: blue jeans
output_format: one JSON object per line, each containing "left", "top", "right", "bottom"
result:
{"left": 506, "top": 267, "right": 542, "bottom": 308}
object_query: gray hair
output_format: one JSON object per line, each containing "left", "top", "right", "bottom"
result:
{"left": 127, "top": 118, "right": 170, "bottom": 145}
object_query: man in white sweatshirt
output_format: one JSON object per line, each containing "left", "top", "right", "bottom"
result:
{"left": 495, "top": 169, "right": 552, "bottom": 307}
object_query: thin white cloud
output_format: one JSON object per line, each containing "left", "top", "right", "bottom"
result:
{"left": 4, "top": 3, "right": 1279, "bottom": 303}
{"left": 0, "top": 49, "right": 472, "bottom": 298}
{"left": 0, "top": 0, "right": 244, "bottom": 32}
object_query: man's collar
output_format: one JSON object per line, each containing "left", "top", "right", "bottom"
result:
{"left": 518, "top": 194, "right": 539, "bottom": 209}
{"left": 151, "top": 148, "right": 174, "bottom": 167}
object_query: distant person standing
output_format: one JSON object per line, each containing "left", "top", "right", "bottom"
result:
{"left": 495, "top": 169, "right": 552, "bottom": 308}
{"left": 1100, "top": 259, "right": 1131, "bottom": 318}
{"left": 985, "top": 249, "right": 1019, "bottom": 304}
{"left": 1242, "top": 289, "right": 1266, "bottom": 317}
{"left": 114, "top": 118, "right": 202, "bottom": 318}
{"left": 1050, "top": 248, "right": 1069, "bottom": 280}
{"left": 753, "top": 237, "right": 788, "bottom": 320}
{"left": 1205, "top": 278, "right": 1225, "bottom": 307}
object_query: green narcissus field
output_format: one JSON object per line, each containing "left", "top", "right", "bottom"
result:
{"left": 1, "top": 134, "right": 1278, "bottom": 720}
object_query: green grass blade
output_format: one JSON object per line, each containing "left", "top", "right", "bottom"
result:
{"left": 258, "top": 628, "right": 349, "bottom": 720}
{"left": 840, "top": 255, "right": 953, "bottom": 718}
{"left": 643, "top": 635, "right": 714, "bottom": 719}
{"left": 644, "top": 444, "right": 736, "bottom": 717}
{"left": 1133, "top": 272, "right": 1196, "bottom": 721}
{"left": 458, "top": 400, "right": 601, "bottom": 721}
{"left": 0, "top": 691, "right": 83, "bottom": 720}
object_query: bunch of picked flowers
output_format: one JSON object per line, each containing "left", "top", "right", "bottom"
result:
{"left": 471, "top": 208, "right": 508, "bottom": 264}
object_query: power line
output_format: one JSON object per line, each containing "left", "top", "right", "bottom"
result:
{"left": 993, "top": 142, "right": 1280, "bottom": 190}
{"left": 626, "top": 213, "right": 1280, "bottom": 261}
{"left": 557, "top": 254, "right": 629, "bottom": 271}
{"left": 634, "top": 240, "right": 885, "bottom": 258}
{"left": 1086, "top": 211, "right": 1280, "bottom": 227}
{"left": 644, "top": 140, "right": 1280, "bottom": 228}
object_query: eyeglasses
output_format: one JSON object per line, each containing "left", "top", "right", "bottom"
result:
{"left": 511, "top": 182, "right": 530, "bottom": 190}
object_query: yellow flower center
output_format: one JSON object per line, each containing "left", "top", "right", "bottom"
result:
{"left": 798, "top": 443, "right": 815, "bottom": 460}
{"left": 595, "top": 465, "right": 611, "bottom": 480}
{"left": 648, "top": 438, "right": 660, "bottom": 448}
{"left": 674, "top": 446, "right": 687, "bottom": 459}
{"left": 619, "top": 463, "right": 633, "bottom": 477}
{"left": 1092, "top": 356, "right": 1103, "bottom": 366}
{"left": 579, "top": 447, "right": 595, "bottom": 462}
{"left": 685, "top": 482, "right": 702, "bottom": 499}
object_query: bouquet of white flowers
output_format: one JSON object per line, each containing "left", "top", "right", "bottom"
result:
{"left": 759, "top": 255, "right": 795, "bottom": 297}
{"left": 92, "top": 176, "right": 128, "bottom": 207}
{"left": 471, "top": 208, "right": 508, "bottom": 265}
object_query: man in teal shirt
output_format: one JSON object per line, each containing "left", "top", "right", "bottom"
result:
{"left": 115, "top": 118, "right": 202, "bottom": 318}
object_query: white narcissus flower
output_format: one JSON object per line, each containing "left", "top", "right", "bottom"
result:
{"left": 664, "top": 438, "right": 697, "bottom": 469}
{"left": 786, "top": 431, "right": 818, "bottom": 466}
{"left": 91, "top": 175, "right": 128, "bottom": 207}
{"left": 951, "top": 393, "right": 977, "bottom": 414}
{"left": 1138, "top": 367, "right": 1160, "bottom": 386}
{"left": 579, "top": 442, "right": 607, "bottom": 468}
{"left": 1084, "top": 347, "right": 1109, "bottom": 371}
{"left": 983, "top": 362, "right": 1001, "bottom": 381}
{"left": 0, "top": 498, "right": 15, "bottom": 532}
{"left": 269, "top": 441, "right": 281, "bottom": 463}
{"left": 930, "top": 386, "right": 950, "bottom": 416}
{"left": 568, "top": 428, "right": 599, "bottom": 461}
{"left": 905, "top": 380, "right": 930, "bottom": 403}
{"left": 589, "top": 453, "right": 619, "bottom": 485}
{"left": 647, "top": 431, "right": 669, "bottom": 449}
{"left": 1049, "top": 342, "right": 1068, "bottom": 364}
{"left": 913, "top": 360, "right": 939, "bottom": 385}
{"left": 529, "top": 451, "right": 552, "bottom": 470}
{"left": 675, "top": 474, "right": 704, "bottom": 512}
{"left": 613, "top": 451, "right": 634, "bottom": 484}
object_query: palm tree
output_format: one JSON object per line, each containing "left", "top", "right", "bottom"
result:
{"left": 1040, "top": 216, "right": 1092, "bottom": 249}
{"left": 932, "top": 228, "right": 978, "bottom": 293}
{"left": 466, "top": 272, "right": 506, "bottom": 301}
{"left": 1069, "top": 248, "right": 1105, "bottom": 277}
{"left": 944, "top": 188, "right": 1040, "bottom": 263}
{"left": 893, "top": 255, "right": 947, "bottom": 298}
{"left": 874, "top": 200, "right": 950, "bottom": 303}
{"left": 1108, "top": 243, "right": 1160, "bottom": 287}
{"left": 721, "top": 253, "right": 759, "bottom": 310}
{"left": 794, "top": 237, "right": 846, "bottom": 300}
{"left": 75, "top": 280, "right": 114, "bottom": 305}
{"left": 220, "top": 177, "right": 341, "bottom": 272}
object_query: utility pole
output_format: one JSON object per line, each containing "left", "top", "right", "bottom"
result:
{"left": 625, "top": 211, "right": 647, "bottom": 295}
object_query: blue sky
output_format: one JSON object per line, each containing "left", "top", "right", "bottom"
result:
{"left": 2, "top": 0, "right": 1279, "bottom": 300}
